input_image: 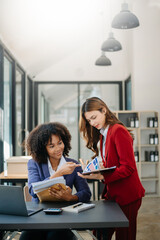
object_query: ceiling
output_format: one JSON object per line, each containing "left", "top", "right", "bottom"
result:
{"left": 0, "top": 0, "right": 157, "bottom": 81}
{"left": 0, "top": 0, "right": 134, "bottom": 80}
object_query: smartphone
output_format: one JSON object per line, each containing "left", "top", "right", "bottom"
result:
{"left": 43, "top": 208, "right": 63, "bottom": 214}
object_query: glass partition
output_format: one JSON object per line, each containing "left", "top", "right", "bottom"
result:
{"left": 79, "top": 83, "right": 121, "bottom": 161}
{"left": 39, "top": 84, "right": 79, "bottom": 160}
{"left": 37, "top": 82, "right": 122, "bottom": 161}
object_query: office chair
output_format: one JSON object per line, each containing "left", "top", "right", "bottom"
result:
{"left": 23, "top": 185, "right": 32, "bottom": 202}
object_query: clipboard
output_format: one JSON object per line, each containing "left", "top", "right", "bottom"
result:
{"left": 82, "top": 166, "right": 116, "bottom": 175}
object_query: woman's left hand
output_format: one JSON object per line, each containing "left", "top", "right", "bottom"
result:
{"left": 48, "top": 185, "right": 77, "bottom": 201}
{"left": 77, "top": 172, "right": 104, "bottom": 180}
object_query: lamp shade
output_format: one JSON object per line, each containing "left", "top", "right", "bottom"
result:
{"left": 101, "top": 32, "right": 122, "bottom": 52}
{"left": 95, "top": 52, "right": 111, "bottom": 66}
{"left": 111, "top": 3, "right": 139, "bottom": 29}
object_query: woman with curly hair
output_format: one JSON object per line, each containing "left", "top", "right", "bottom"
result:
{"left": 26, "top": 122, "right": 91, "bottom": 203}
{"left": 78, "top": 97, "right": 145, "bottom": 240}
{"left": 20, "top": 122, "right": 91, "bottom": 240}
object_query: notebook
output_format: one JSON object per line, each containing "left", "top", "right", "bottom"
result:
{"left": 62, "top": 202, "right": 95, "bottom": 213}
{"left": 0, "top": 185, "right": 43, "bottom": 216}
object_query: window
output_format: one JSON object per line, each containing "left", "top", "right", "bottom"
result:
{"left": 14, "top": 67, "right": 25, "bottom": 156}
{"left": 0, "top": 42, "right": 30, "bottom": 173}
{"left": 125, "top": 76, "right": 132, "bottom": 110}
{"left": 3, "top": 56, "right": 13, "bottom": 171}
{"left": 27, "top": 77, "right": 33, "bottom": 132}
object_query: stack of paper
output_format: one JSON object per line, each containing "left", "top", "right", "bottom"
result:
{"left": 32, "top": 177, "right": 66, "bottom": 202}
{"left": 62, "top": 202, "right": 95, "bottom": 213}
{"left": 32, "top": 177, "right": 66, "bottom": 193}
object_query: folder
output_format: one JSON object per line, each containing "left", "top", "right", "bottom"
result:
{"left": 32, "top": 177, "right": 66, "bottom": 202}
{"left": 36, "top": 183, "right": 66, "bottom": 202}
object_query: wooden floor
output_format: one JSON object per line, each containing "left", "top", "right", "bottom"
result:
{"left": 9, "top": 197, "right": 160, "bottom": 240}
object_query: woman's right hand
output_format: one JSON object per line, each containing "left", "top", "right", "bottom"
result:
{"left": 50, "top": 162, "right": 81, "bottom": 179}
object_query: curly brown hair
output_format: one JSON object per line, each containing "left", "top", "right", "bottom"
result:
{"left": 79, "top": 97, "right": 134, "bottom": 158}
{"left": 26, "top": 122, "right": 72, "bottom": 163}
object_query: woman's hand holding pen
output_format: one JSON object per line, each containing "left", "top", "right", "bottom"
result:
{"left": 50, "top": 162, "right": 81, "bottom": 179}
{"left": 79, "top": 158, "right": 89, "bottom": 170}
{"left": 48, "top": 184, "right": 78, "bottom": 201}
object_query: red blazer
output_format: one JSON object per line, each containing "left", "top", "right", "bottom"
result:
{"left": 100, "top": 124, "right": 145, "bottom": 206}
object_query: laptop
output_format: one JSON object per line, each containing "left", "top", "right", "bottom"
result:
{"left": 0, "top": 185, "right": 43, "bottom": 216}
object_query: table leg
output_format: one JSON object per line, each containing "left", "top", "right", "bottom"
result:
{"left": 101, "top": 229, "right": 109, "bottom": 240}
{"left": 93, "top": 181, "right": 96, "bottom": 200}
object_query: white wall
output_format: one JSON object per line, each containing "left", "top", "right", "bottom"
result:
{"left": 132, "top": 0, "right": 160, "bottom": 116}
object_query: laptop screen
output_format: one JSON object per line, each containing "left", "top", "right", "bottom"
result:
{"left": 0, "top": 185, "right": 42, "bottom": 216}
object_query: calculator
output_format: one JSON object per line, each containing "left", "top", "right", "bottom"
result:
{"left": 43, "top": 208, "right": 63, "bottom": 214}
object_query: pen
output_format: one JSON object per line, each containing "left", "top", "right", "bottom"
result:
{"left": 73, "top": 203, "right": 83, "bottom": 208}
